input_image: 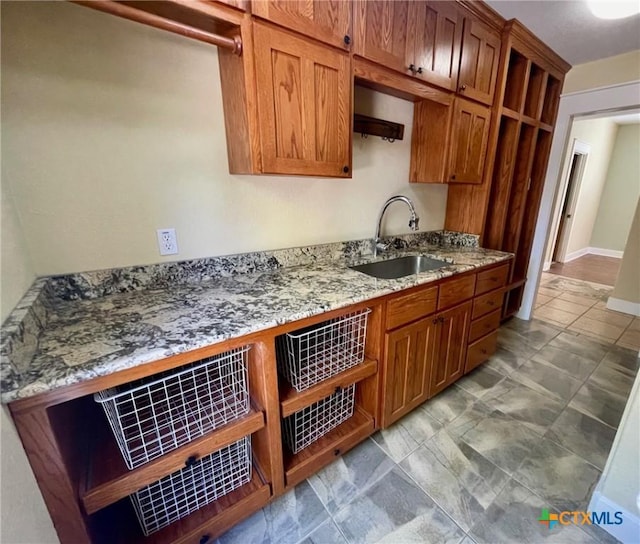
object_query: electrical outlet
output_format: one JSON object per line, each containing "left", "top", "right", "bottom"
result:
{"left": 156, "top": 228, "right": 178, "bottom": 256}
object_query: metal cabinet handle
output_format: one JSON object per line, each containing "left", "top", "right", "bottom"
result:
{"left": 459, "top": 84, "right": 467, "bottom": 92}
{"left": 408, "top": 64, "right": 417, "bottom": 74}
{"left": 343, "top": 35, "right": 351, "bottom": 46}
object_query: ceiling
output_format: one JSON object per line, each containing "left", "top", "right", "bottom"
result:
{"left": 485, "top": 0, "right": 640, "bottom": 66}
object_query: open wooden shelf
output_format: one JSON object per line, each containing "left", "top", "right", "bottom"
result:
{"left": 81, "top": 408, "right": 265, "bottom": 514}
{"left": 283, "top": 406, "right": 375, "bottom": 489}
{"left": 501, "top": 107, "right": 520, "bottom": 121}
{"left": 91, "top": 466, "right": 270, "bottom": 544}
{"left": 279, "top": 359, "right": 378, "bottom": 417}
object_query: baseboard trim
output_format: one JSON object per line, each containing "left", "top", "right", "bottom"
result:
{"left": 562, "top": 247, "right": 623, "bottom": 263}
{"left": 588, "top": 489, "right": 640, "bottom": 543}
{"left": 588, "top": 247, "right": 624, "bottom": 259}
{"left": 607, "top": 297, "right": 640, "bottom": 317}
{"left": 543, "top": 261, "right": 552, "bottom": 271}
{"left": 564, "top": 248, "right": 589, "bottom": 262}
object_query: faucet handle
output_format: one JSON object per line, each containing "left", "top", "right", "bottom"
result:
{"left": 409, "top": 216, "right": 420, "bottom": 231}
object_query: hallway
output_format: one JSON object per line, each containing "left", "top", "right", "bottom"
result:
{"left": 547, "top": 254, "right": 621, "bottom": 286}
{"left": 533, "top": 273, "right": 639, "bottom": 350}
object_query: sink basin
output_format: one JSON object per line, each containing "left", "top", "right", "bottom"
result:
{"left": 350, "top": 255, "right": 448, "bottom": 279}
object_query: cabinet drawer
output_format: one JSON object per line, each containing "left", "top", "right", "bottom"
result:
{"left": 469, "top": 309, "right": 501, "bottom": 343}
{"left": 476, "top": 263, "right": 509, "bottom": 295}
{"left": 472, "top": 289, "right": 504, "bottom": 319}
{"left": 386, "top": 285, "right": 438, "bottom": 330}
{"left": 466, "top": 330, "right": 498, "bottom": 374}
{"left": 438, "top": 274, "right": 476, "bottom": 310}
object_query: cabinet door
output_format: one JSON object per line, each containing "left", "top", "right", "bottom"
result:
{"left": 458, "top": 18, "right": 501, "bottom": 105}
{"left": 448, "top": 98, "right": 491, "bottom": 183}
{"left": 253, "top": 24, "right": 351, "bottom": 177}
{"left": 251, "top": 0, "right": 352, "bottom": 50}
{"left": 410, "top": 1, "right": 464, "bottom": 91}
{"left": 382, "top": 318, "right": 437, "bottom": 427}
{"left": 429, "top": 301, "right": 471, "bottom": 397}
{"left": 353, "top": 0, "right": 412, "bottom": 76}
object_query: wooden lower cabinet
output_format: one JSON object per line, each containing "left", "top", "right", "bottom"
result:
{"left": 382, "top": 317, "right": 438, "bottom": 426}
{"left": 382, "top": 298, "right": 473, "bottom": 427}
{"left": 466, "top": 330, "right": 498, "bottom": 373}
{"left": 429, "top": 301, "right": 472, "bottom": 397}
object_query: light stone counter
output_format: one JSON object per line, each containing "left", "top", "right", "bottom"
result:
{"left": 0, "top": 231, "right": 512, "bottom": 402}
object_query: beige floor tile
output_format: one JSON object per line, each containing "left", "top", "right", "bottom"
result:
{"left": 626, "top": 318, "right": 640, "bottom": 332}
{"left": 534, "top": 305, "right": 580, "bottom": 326}
{"left": 539, "top": 273, "right": 555, "bottom": 285}
{"left": 616, "top": 329, "right": 640, "bottom": 351}
{"left": 545, "top": 298, "right": 590, "bottom": 316}
{"left": 584, "top": 308, "right": 634, "bottom": 329}
{"left": 538, "top": 286, "right": 560, "bottom": 298}
{"left": 557, "top": 292, "right": 599, "bottom": 308}
{"left": 568, "top": 316, "right": 625, "bottom": 342}
{"left": 593, "top": 300, "right": 608, "bottom": 310}
{"left": 534, "top": 293, "right": 553, "bottom": 308}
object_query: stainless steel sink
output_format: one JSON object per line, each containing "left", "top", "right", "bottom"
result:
{"left": 350, "top": 255, "right": 448, "bottom": 279}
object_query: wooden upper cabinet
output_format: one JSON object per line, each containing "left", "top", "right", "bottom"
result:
{"left": 410, "top": 1, "right": 464, "bottom": 91}
{"left": 458, "top": 18, "right": 501, "bottom": 105}
{"left": 353, "top": 0, "right": 412, "bottom": 76}
{"left": 251, "top": 0, "right": 352, "bottom": 50}
{"left": 448, "top": 97, "right": 491, "bottom": 183}
{"left": 252, "top": 23, "right": 351, "bottom": 177}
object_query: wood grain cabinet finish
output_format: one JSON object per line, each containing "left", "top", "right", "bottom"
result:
{"left": 429, "top": 301, "right": 472, "bottom": 397}
{"left": 353, "top": 0, "right": 412, "bottom": 75}
{"left": 382, "top": 317, "right": 437, "bottom": 426}
{"left": 251, "top": 0, "right": 352, "bottom": 50}
{"left": 458, "top": 18, "right": 501, "bottom": 105}
{"left": 354, "top": 1, "right": 464, "bottom": 90}
{"left": 448, "top": 97, "right": 491, "bottom": 183}
{"left": 466, "top": 330, "right": 498, "bottom": 373}
{"left": 252, "top": 23, "right": 351, "bottom": 177}
{"left": 410, "top": 1, "right": 464, "bottom": 91}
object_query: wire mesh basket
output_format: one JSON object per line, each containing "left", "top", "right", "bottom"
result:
{"left": 282, "top": 384, "right": 355, "bottom": 454}
{"left": 130, "top": 436, "right": 252, "bottom": 536}
{"left": 277, "top": 308, "right": 371, "bottom": 391}
{"left": 94, "top": 346, "right": 250, "bottom": 470}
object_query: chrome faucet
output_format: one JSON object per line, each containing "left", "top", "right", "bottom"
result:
{"left": 373, "top": 195, "right": 420, "bottom": 257}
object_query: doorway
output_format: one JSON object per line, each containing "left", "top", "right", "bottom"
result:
{"left": 550, "top": 139, "right": 590, "bottom": 263}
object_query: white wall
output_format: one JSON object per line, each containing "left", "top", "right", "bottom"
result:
{"left": 610, "top": 200, "right": 640, "bottom": 310}
{"left": 590, "top": 123, "right": 640, "bottom": 253}
{"left": 589, "top": 371, "right": 640, "bottom": 543}
{"left": 563, "top": 50, "right": 640, "bottom": 94}
{"left": 562, "top": 118, "right": 618, "bottom": 258}
{"left": 0, "top": 3, "right": 450, "bottom": 541}
{"left": 0, "top": 172, "right": 35, "bottom": 323}
{"left": 1, "top": 1, "right": 447, "bottom": 278}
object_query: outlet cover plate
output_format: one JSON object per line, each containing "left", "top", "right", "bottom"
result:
{"left": 157, "top": 228, "right": 178, "bottom": 256}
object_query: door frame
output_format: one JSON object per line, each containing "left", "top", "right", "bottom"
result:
{"left": 518, "top": 80, "right": 640, "bottom": 320}
{"left": 546, "top": 138, "right": 591, "bottom": 266}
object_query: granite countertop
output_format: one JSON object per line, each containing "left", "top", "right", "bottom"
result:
{"left": 0, "top": 232, "right": 512, "bottom": 403}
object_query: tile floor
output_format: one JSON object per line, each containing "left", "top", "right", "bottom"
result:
{"left": 534, "top": 272, "right": 640, "bottom": 351}
{"left": 215, "top": 318, "right": 639, "bottom": 544}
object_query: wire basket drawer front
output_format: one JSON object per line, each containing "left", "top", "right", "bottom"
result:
{"left": 283, "top": 385, "right": 356, "bottom": 454}
{"left": 277, "top": 308, "right": 371, "bottom": 391}
{"left": 131, "top": 436, "right": 252, "bottom": 536}
{"left": 95, "top": 346, "right": 251, "bottom": 470}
